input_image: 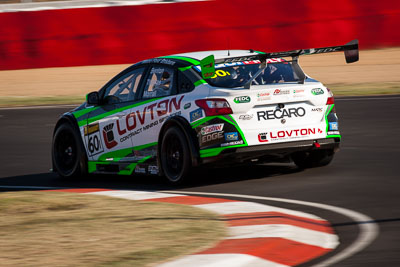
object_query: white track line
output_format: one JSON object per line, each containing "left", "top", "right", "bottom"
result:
{"left": 196, "top": 201, "right": 322, "bottom": 220}
{"left": 157, "top": 253, "right": 287, "bottom": 267}
{"left": 227, "top": 224, "right": 338, "bottom": 249}
{"left": 89, "top": 190, "right": 184, "bottom": 200}
{"left": 162, "top": 191, "right": 379, "bottom": 267}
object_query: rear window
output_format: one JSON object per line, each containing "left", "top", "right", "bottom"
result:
{"left": 194, "top": 59, "right": 300, "bottom": 88}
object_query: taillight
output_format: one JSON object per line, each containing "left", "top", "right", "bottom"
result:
{"left": 326, "top": 88, "right": 335, "bottom": 105}
{"left": 195, "top": 99, "right": 233, "bottom": 116}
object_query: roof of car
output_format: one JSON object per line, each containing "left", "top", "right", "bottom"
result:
{"left": 171, "top": 50, "right": 260, "bottom": 61}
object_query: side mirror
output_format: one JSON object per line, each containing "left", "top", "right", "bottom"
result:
{"left": 86, "top": 91, "right": 100, "bottom": 105}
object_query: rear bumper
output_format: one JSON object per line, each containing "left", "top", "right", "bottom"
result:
{"left": 201, "top": 137, "right": 340, "bottom": 165}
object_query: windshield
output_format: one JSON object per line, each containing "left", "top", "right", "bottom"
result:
{"left": 194, "top": 59, "right": 300, "bottom": 88}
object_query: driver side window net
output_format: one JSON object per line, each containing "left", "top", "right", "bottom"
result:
{"left": 104, "top": 67, "right": 145, "bottom": 103}
{"left": 143, "top": 67, "right": 175, "bottom": 99}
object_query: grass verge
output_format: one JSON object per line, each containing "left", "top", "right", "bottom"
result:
{"left": 0, "top": 191, "right": 226, "bottom": 267}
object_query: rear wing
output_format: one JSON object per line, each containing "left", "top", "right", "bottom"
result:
{"left": 213, "top": 39, "right": 359, "bottom": 64}
{"left": 200, "top": 40, "right": 359, "bottom": 86}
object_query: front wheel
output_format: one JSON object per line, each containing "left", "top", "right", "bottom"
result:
{"left": 52, "top": 122, "right": 87, "bottom": 178}
{"left": 160, "top": 126, "right": 192, "bottom": 183}
{"left": 292, "top": 149, "right": 335, "bottom": 169}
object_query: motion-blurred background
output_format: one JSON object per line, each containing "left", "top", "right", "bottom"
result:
{"left": 0, "top": 0, "right": 399, "bottom": 106}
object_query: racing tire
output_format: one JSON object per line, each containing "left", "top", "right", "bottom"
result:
{"left": 292, "top": 149, "right": 335, "bottom": 169}
{"left": 52, "top": 122, "right": 87, "bottom": 178}
{"left": 160, "top": 126, "right": 192, "bottom": 184}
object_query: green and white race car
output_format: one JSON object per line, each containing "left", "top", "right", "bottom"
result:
{"left": 52, "top": 40, "right": 359, "bottom": 183}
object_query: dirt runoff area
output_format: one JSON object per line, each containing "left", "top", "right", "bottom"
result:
{"left": 0, "top": 48, "right": 399, "bottom": 106}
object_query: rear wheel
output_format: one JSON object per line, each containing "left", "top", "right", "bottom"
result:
{"left": 160, "top": 126, "right": 191, "bottom": 183}
{"left": 292, "top": 149, "right": 335, "bottom": 169}
{"left": 52, "top": 122, "right": 87, "bottom": 178}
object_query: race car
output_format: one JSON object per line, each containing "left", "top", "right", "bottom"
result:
{"left": 52, "top": 40, "right": 359, "bottom": 183}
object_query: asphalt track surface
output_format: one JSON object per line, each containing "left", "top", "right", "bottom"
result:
{"left": 0, "top": 95, "right": 399, "bottom": 266}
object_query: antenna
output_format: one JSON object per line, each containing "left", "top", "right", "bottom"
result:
{"left": 227, "top": 37, "right": 230, "bottom": 56}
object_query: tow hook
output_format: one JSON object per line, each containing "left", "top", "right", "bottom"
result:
{"left": 313, "top": 141, "right": 321, "bottom": 148}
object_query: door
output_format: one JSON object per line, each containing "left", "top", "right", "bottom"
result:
{"left": 85, "top": 67, "right": 147, "bottom": 163}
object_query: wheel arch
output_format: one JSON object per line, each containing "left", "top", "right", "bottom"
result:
{"left": 53, "top": 113, "right": 80, "bottom": 136}
{"left": 157, "top": 116, "right": 200, "bottom": 174}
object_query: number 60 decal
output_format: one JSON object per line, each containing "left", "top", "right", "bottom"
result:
{"left": 88, "top": 135, "right": 101, "bottom": 154}
{"left": 211, "top": 70, "right": 231, "bottom": 79}
{"left": 84, "top": 123, "right": 104, "bottom": 156}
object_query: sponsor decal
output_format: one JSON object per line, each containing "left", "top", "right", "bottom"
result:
{"left": 200, "top": 55, "right": 215, "bottom": 79}
{"left": 257, "top": 107, "right": 306, "bottom": 120}
{"left": 257, "top": 92, "right": 271, "bottom": 97}
{"left": 221, "top": 140, "right": 244, "bottom": 147}
{"left": 267, "top": 128, "right": 323, "bottom": 141}
{"left": 273, "top": 89, "right": 290, "bottom": 95}
{"left": 102, "top": 123, "right": 118, "bottom": 149}
{"left": 119, "top": 111, "right": 182, "bottom": 144}
{"left": 305, "top": 47, "right": 342, "bottom": 54}
{"left": 190, "top": 108, "right": 203, "bottom": 122}
{"left": 293, "top": 89, "right": 305, "bottom": 98}
{"left": 112, "top": 96, "right": 183, "bottom": 144}
{"left": 328, "top": 130, "right": 340, "bottom": 135}
{"left": 184, "top": 103, "right": 191, "bottom": 109}
{"left": 148, "top": 165, "right": 159, "bottom": 175}
{"left": 233, "top": 96, "right": 251, "bottom": 104}
{"left": 141, "top": 58, "right": 176, "bottom": 65}
{"left": 84, "top": 123, "right": 99, "bottom": 136}
{"left": 193, "top": 58, "right": 285, "bottom": 71}
{"left": 239, "top": 114, "right": 253, "bottom": 120}
{"left": 311, "top": 88, "right": 324, "bottom": 95}
{"left": 258, "top": 132, "right": 268, "bottom": 142}
{"left": 311, "top": 108, "right": 323, "bottom": 112}
{"left": 117, "top": 95, "right": 184, "bottom": 136}
{"left": 257, "top": 92, "right": 271, "bottom": 101}
{"left": 225, "top": 132, "right": 238, "bottom": 141}
{"left": 134, "top": 165, "right": 146, "bottom": 174}
{"left": 202, "top": 132, "right": 224, "bottom": 144}
{"left": 201, "top": 123, "right": 224, "bottom": 135}
{"left": 85, "top": 123, "right": 104, "bottom": 156}
{"left": 293, "top": 89, "right": 305, "bottom": 94}
{"left": 329, "top": 122, "right": 339, "bottom": 130}
{"left": 258, "top": 96, "right": 271, "bottom": 101}
{"left": 223, "top": 56, "right": 259, "bottom": 63}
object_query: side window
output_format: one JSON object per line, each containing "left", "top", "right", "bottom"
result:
{"left": 103, "top": 67, "right": 145, "bottom": 104}
{"left": 177, "top": 71, "right": 195, "bottom": 94}
{"left": 142, "top": 67, "right": 175, "bottom": 99}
